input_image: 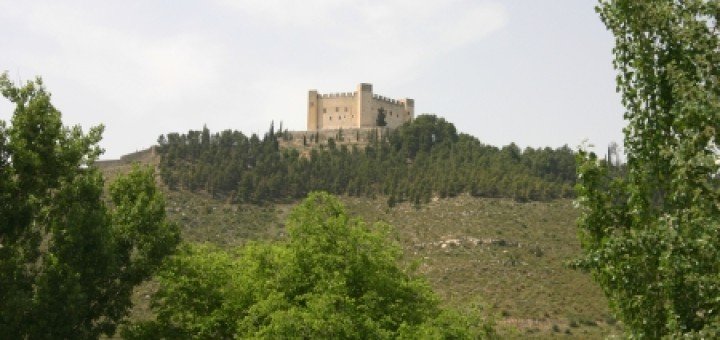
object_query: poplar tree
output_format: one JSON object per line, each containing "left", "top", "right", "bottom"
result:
{"left": 575, "top": 1, "right": 720, "bottom": 337}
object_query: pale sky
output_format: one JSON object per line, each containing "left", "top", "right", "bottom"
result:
{"left": 0, "top": 0, "right": 624, "bottom": 159}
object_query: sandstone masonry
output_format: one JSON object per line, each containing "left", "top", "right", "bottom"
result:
{"left": 307, "top": 83, "right": 414, "bottom": 131}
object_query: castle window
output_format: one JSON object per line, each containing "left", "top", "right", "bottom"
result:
{"left": 344, "top": 107, "right": 348, "bottom": 112}
{"left": 335, "top": 107, "right": 339, "bottom": 112}
{"left": 323, "top": 108, "right": 326, "bottom": 113}
{"left": 329, "top": 116, "right": 332, "bottom": 120}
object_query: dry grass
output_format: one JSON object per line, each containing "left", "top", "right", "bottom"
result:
{"left": 341, "top": 195, "right": 621, "bottom": 338}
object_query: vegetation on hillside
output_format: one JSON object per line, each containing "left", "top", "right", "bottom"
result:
{"left": 123, "top": 192, "right": 496, "bottom": 339}
{"left": 157, "top": 115, "right": 576, "bottom": 205}
{"left": 575, "top": 0, "right": 720, "bottom": 337}
{"left": 131, "top": 188, "right": 619, "bottom": 338}
{"left": 0, "top": 73, "right": 179, "bottom": 338}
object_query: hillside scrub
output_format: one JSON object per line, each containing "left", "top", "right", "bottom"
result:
{"left": 123, "top": 192, "right": 495, "bottom": 339}
{"left": 156, "top": 115, "right": 575, "bottom": 205}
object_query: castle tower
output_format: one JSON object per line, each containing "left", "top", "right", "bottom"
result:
{"left": 401, "top": 98, "right": 415, "bottom": 121}
{"left": 307, "top": 89, "right": 319, "bottom": 131}
{"left": 356, "top": 83, "right": 374, "bottom": 127}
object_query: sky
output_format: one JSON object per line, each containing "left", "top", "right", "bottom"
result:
{"left": 0, "top": 0, "right": 624, "bottom": 160}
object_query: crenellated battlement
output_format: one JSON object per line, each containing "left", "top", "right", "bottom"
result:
{"left": 372, "top": 94, "right": 401, "bottom": 104}
{"left": 321, "top": 92, "right": 356, "bottom": 98}
{"left": 307, "top": 83, "right": 414, "bottom": 131}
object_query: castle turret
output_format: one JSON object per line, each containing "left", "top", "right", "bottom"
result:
{"left": 401, "top": 98, "right": 415, "bottom": 121}
{"left": 356, "top": 83, "right": 374, "bottom": 127}
{"left": 307, "top": 89, "right": 319, "bottom": 131}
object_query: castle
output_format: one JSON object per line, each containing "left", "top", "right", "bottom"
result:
{"left": 307, "top": 83, "right": 414, "bottom": 131}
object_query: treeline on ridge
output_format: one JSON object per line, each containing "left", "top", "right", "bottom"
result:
{"left": 157, "top": 115, "right": 576, "bottom": 205}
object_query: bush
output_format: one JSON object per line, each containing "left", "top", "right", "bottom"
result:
{"left": 124, "top": 192, "right": 494, "bottom": 339}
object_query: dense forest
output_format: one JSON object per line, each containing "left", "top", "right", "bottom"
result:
{"left": 157, "top": 115, "right": 576, "bottom": 205}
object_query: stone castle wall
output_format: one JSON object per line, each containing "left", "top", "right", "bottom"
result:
{"left": 279, "top": 127, "right": 391, "bottom": 149}
{"left": 307, "top": 83, "right": 414, "bottom": 131}
{"left": 312, "top": 92, "right": 358, "bottom": 130}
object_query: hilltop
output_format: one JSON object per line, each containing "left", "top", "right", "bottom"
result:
{"left": 154, "top": 115, "right": 576, "bottom": 207}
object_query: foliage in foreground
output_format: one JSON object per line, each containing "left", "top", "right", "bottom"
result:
{"left": 0, "top": 73, "right": 180, "bottom": 338}
{"left": 123, "top": 192, "right": 495, "bottom": 339}
{"left": 157, "top": 115, "right": 575, "bottom": 206}
{"left": 575, "top": 1, "right": 720, "bottom": 338}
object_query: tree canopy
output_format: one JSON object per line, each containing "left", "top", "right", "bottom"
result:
{"left": 0, "top": 73, "right": 179, "bottom": 338}
{"left": 123, "top": 192, "right": 494, "bottom": 339}
{"left": 575, "top": 1, "right": 720, "bottom": 337}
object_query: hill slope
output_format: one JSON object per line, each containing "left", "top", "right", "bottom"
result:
{"left": 99, "top": 149, "right": 620, "bottom": 338}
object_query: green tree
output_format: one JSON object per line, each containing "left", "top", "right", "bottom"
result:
{"left": 376, "top": 107, "right": 387, "bottom": 127}
{"left": 0, "top": 73, "right": 179, "bottom": 338}
{"left": 390, "top": 114, "right": 458, "bottom": 159}
{"left": 125, "top": 192, "right": 494, "bottom": 339}
{"left": 575, "top": 1, "right": 720, "bottom": 337}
